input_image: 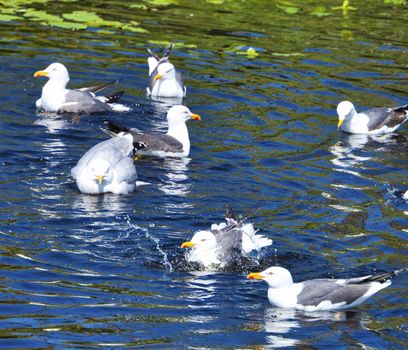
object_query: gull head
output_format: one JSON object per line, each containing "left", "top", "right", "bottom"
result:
{"left": 337, "top": 101, "right": 356, "bottom": 129}
{"left": 34, "top": 62, "right": 70, "bottom": 83}
{"left": 154, "top": 61, "right": 176, "bottom": 81}
{"left": 89, "top": 159, "right": 112, "bottom": 185}
{"left": 181, "top": 230, "right": 217, "bottom": 251}
{"left": 167, "top": 105, "right": 201, "bottom": 127}
{"left": 247, "top": 266, "right": 293, "bottom": 288}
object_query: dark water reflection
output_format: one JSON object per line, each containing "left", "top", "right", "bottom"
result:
{"left": 0, "top": 0, "right": 407, "bottom": 348}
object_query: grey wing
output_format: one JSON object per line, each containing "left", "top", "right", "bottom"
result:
{"left": 297, "top": 280, "right": 369, "bottom": 306}
{"left": 175, "top": 71, "right": 185, "bottom": 91}
{"left": 365, "top": 106, "right": 408, "bottom": 131}
{"left": 110, "top": 135, "right": 134, "bottom": 157}
{"left": 131, "top": 132, "right": 184, "bottom": 153}
{"left": 58, "top": 90, "right": 111, "bottom": 114}
{"left": 113, "top": 157, "right": 137, "bottom": 184}
{"left": 148, "top": 65, "right": 159, "bottom": 92}
{"left": 213, "top": 227, "right": 243, "bottom": 263}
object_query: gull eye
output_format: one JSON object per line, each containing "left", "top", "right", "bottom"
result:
{"left": 201, "top": 238, "right": 206, "bottom": 242}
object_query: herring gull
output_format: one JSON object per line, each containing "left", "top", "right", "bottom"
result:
{"left": 248, "top": 266, "right": 405, "bottom": 311}
{"left": 34, "top": 62, "right": 129, "bottom": 114}
{"left": 146, "top": 44, "right": 186, "bottom": 98}
{"left": 337, "top": 101, "right": 408, "bottom": 134}
{"left": 71, "top": 133, "right": 142, "bottom": 195}
{"left": 104, "top": 105, "right": 200, "bottom": 158}
{"left": 181, "top": 207, "right": 272, "bottom": 270}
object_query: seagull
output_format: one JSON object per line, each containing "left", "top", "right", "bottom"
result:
{"left": 71, "top": 133, "right": 143, "bottom": 195}
{"left": 181, "top": 206, "right": 272, "bottom": 270}
{"left": 34, "top": 62, "right": 129, "bottom": 114}
{"left": 247, "top": 266, "right": 405, "bottom": 311}
{"left": 103, "top": 105, "right": 201, "bottom": 158}
{"left": 146, "top": 44, "right": 186, "bottom": 98}
{"left": 337, "top": 101, "right": 408, "bottom": 134}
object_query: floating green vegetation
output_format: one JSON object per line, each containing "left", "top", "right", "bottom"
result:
{"left": 276, "top": 1, "right": 301, "bottom": 14}
{"left": 0, "top": 2, "right": 148, "bottom": 33}
{"left": 384, "top": 0, "right": 407, "bottom": 5}
{"left": 332, "top": 0, "right": 357, "bottom": 15}
{"left": 310, "top": 5, "right": 331, "bottom": 17}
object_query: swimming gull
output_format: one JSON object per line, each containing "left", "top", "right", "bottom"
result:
{"left": 181, "top": 207, "right": 272, "bottom": 270}
{"left": 146, "top": 44, "right": 186, "bottom": 98}
{"left": 248, "top": 266, "right": 405, "bottom": 311}
{"left": 104, "top": 105, "right": 201, "bottom": 158}
{"left": 71, "top": 133, "right": 142, "bottom": 195}
{"left": 34, "top": 62, "right": 129, "bottom": 114}
{"left": 337, "top": 100, "right": 408, "bottom": 134}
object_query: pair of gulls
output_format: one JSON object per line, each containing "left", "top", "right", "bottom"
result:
{"left": 34, "top": 46, "right": 195, "bottom": 195}
{"left": 181, "top": 208, "right": 404, "bottom": 312}
{"left": 34, "top": 44, "right": 185, "bottom": 114}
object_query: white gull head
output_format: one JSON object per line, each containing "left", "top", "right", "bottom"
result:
{"left": 337, "top": 101, "right": 357, "bottom": 129}
{"left": 248, "top": 266, "right": 294, "bottom": 288}
{"left": 34, "top": 62, "right": 70, "bottom": 84}
{"left": 89, "top": 158, "right": 113, "bottom": 185}
{"left": 166, "top": 105, "right": 201, "bottom": 156}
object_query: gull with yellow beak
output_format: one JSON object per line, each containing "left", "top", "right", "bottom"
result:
{"left": 248, "top": 266, "right": 404, "bottom": 311}
{"left": 34, "top": 62, "right": 128, "bottom": 114}
{"left": 337, "top": 100, "right": 408, "bottom": 134}
{"left": 71, "top": 133, "right": 142, "bottom": 195}
{"left": 181, "top": 207, "right": 272, "bottom": 270}
{"left": 104, "top": 105, "right": 201, "bottom": 158}
{"left": 146, "top": 44, "right": 186, "bottom": 98}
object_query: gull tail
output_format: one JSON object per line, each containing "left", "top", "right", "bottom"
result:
{"left": 80, "top": 79, "right": 120, "bottom": 94}
{"left": 163, "top": 43, "right": 174, "bottom": 58}
{"left": 103, "top": 119, "right": 130, "bottom": 136}
{"left": 103, "top": 91, "right": 124, "bottom": 104}
{"left": 364, "top": 269, "right": 406, "bottom": 283}
{"left": 347, "top": 268, "right": 406, "bottom": 284}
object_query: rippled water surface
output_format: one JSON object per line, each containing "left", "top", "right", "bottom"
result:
{"left": 0, "top": 0, "right": 407, "bottom": 348}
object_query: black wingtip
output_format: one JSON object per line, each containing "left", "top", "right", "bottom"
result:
{"left": 147, "top": 47, "right": 160, "bottom": 60}
{"left": 133, "top": 141, "right": 146, "bottom": 151}
{"left": 103, "top": 119, "right": 130, "bottom": 134}
{"left": 163, "top": 43, "right": 174, "bottom": 58}
{"left": 225, "top": 205, "right": 236, "bottom": 220}
{"left": 104, "top": 90, "right": 124, "bottom": 104}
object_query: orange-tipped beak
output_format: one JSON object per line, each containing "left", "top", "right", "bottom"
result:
{"left": 191, "top": 114, "right": 201, "bottom": 121}
{"left": 154, "top": 73, "right": 163, "bottom": 81}
{"left": 96, "top": 175, "right": 104, "bottom": 185}
{"left": 181, "top": 241, "right": 195, "bottom": 248}
{"left": 247, "top": 272, "right": 264, "bottom": 280}
{"left": 34, "top": 70, "right": 48, "bottom": 78}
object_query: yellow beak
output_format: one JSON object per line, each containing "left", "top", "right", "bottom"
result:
{"left": 337, "top": 118, "right": 344, "bottom": 129}
{"left": 154, "top": 73, "right": 163, "bottom": 81}
{"left": 247, "top": 272, "right": 264, "bottom": 280}
{"left": 191, "top": 113, "right": 201, "bottom": 121}
{"left": 181, "top": 241, "right": 195, "bottom": 248}
{"left": 97, "top": 175, "right": 104, "bottom": 185}
{"left": 34, "top": 70, "right": 48, "bottom": 78}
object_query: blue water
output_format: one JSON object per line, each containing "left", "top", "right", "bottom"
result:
{"left": 0, "top": 1, "right": 407, "bottom": 348}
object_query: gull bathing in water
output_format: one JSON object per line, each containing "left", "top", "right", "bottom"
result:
{"left": 104, "top": 105, "right": 201, "bottom": 158}
{"left": 337, "top": 100, "right": 408, "bottom": 134}
{"left": 71, "top": 134, "right": 144, "bottom": 195}
{"left": 248, "top": 266, "right": 405, "bottom": 311}
{"left": 181, "top": 207, "right": 272, "bottom": 270}
{"left": 146, "top": 44, "right": 186, "bottom": 98}
{"left": 34, "top": 62, "right": 129, "bottom": 114}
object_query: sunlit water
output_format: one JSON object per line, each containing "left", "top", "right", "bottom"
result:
{"left": 0, "top": 1, "right": 407, "bottom": 348}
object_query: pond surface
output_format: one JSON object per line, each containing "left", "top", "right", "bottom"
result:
{"left": 0, "top": 0, "right": 407, "bottom": 348}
